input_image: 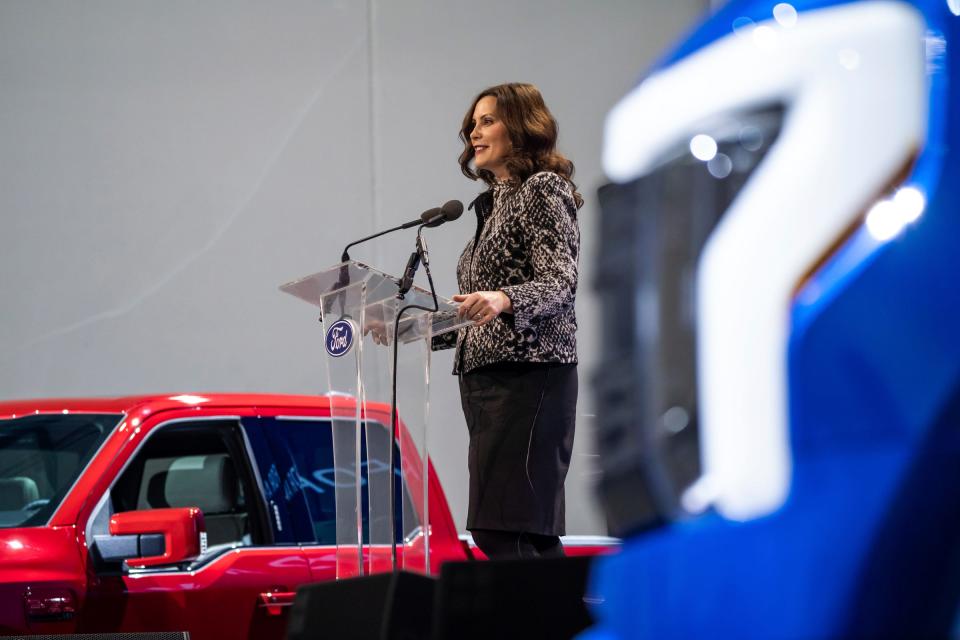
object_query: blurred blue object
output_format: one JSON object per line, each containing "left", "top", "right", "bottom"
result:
{"left": 587, "top": 1, "right": 960, "bottom": 637}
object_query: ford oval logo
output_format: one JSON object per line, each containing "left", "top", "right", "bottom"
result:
{"left": 325, "top": 319, "right": 355, "bottom": 358}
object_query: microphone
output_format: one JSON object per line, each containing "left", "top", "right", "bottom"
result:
{"left": 420, "top": 200, "right": 464, "bottom": 228}
{"left": 341, "top": 200, "right": 464, "bottom": 262}
{"left": 397, "top": 232, "right": 433, "bottom": 297}
{"left": 396, "top": 250, "right": 421, "bottom": 297}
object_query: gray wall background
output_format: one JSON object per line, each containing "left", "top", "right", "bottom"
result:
{"left": 0, "top": 0, "right": 706, "bottom": 535}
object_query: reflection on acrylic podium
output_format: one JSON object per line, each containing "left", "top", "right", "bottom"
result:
{"left": 280, "top": 260, "right": 468, "bottom": 578}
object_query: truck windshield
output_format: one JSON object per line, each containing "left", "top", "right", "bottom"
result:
{"left": 0, "top": 413, "right": 118, "bottom": 528}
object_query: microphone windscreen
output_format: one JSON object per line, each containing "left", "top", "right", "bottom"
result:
{"left": 441, "top": 200, "right": 464, "bottom": 221}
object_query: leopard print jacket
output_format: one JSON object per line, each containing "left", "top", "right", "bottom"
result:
{"left": 434, "top": 171, "right": 580, "bottom": 374}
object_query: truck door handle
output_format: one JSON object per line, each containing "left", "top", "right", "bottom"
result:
{"left": 258, "top": 590, "right": 297, "bottom": 616}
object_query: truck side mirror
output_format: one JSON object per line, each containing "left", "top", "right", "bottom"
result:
{"left": 99, "top": 507, "right": 206, "bottom": 568}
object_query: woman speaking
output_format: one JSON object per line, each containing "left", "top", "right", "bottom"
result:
{"left": 435, "top": 83, "right": 583, "bottom": 559}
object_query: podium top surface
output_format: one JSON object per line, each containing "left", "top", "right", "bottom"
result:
{"left": 279, "top": 260, "right": 432, "bottom": 309}
{"left": 279, "top": 261, "right": 470, "bottom": 340}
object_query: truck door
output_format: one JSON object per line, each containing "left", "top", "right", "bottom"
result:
{"left": 250, "top": 416, "right": 421, "bottom": 579}
{"left": 82, "top": 417, "right": 310, "bottom": 640}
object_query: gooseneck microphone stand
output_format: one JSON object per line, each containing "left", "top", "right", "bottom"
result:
{"left": 334, "top": 207, "right": 444, "bottom": 320}
{"left": 388, "top": 226, "right": 440, "bottom": 570}
{"left": 341, "top": 220, "right": 424, "bottom": 263}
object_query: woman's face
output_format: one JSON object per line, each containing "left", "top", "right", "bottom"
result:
{"left": 470, "top": 96, "right": 511, "bottom": 181}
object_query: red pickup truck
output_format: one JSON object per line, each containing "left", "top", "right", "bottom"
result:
{"left": 0, "top": 393, "right": 613, "bottom": 638}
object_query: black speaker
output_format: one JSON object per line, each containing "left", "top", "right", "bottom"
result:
{"left": 286, "top": 570, "right": 436, "bottom": 640}
{"left": 432, "top": 555, "right": 595, "bottom": 639}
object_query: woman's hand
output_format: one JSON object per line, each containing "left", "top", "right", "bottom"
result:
{"left": 363, "top": 317, "right": 391, "bottom": 346}
{"left": 453, "top": 291, "right": 513, "bottom": 327}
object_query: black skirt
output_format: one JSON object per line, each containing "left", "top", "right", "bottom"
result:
{"left": 458, "top": 362, "right": 577, "bottom": 536}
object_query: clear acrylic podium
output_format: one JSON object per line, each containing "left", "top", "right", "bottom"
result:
{"left": 279, "top": 260, "right": 468, "bottom": 579}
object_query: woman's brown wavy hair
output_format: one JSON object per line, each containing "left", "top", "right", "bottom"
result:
{"left": 459, "top": 83, "right": 583, "bottom": 209}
